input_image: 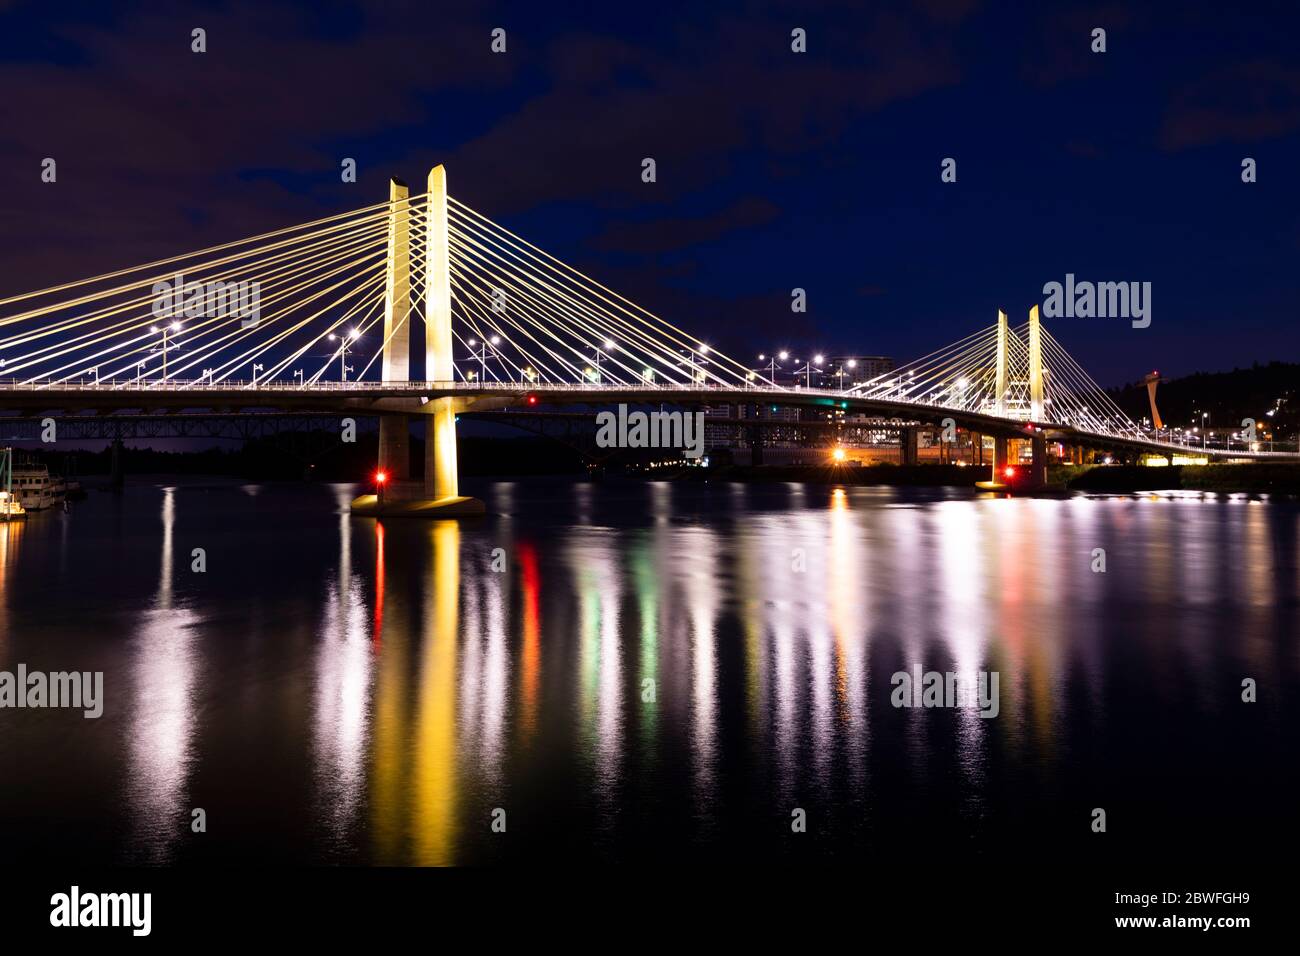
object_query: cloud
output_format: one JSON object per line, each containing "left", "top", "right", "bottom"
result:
{"left": 1160, "top": 60, "right": 1300, "bottom": 149}
{"left": 588, "top": 197, "right": 781, "bottom": 255}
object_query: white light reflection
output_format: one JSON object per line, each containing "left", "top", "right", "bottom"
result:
{"left": 679, "top": 526, "right": 720, "bottom": 817}
{"left": 312, "top": 487, "right": 373, "bottom": 844}
{"left": 127, "top": 486, "right": 200, "bottom": 863}
{"left": 458, "top": 541, "right": 510, "bottom": 791}
{"left": 827, "top": 489, "right": 868, "bottom": 796}
{"left": 569, "top": 529, "right": 623, "bottom": 812}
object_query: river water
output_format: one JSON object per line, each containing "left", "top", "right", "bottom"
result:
{"left": 1, "top": 479, "right": 1296, "bottom": 867}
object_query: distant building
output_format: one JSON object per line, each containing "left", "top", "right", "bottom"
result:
{"left": 836, "top": 355, "right": 895, "bottom": 387}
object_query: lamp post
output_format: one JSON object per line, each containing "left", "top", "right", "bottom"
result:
{"left": 678, "top": 343, "right": 709, "bottom": 384}
{"left": 589, "top": 339, "right": 615, "bottom": 384}
{"left": 836, "top": 358, "right": 857, "bottom": 390}
{"left": 252, "top": 363, "right": 265, "bottom": 386}
{"left": 467, "top": 335, "right": 502, "bottom": 382}
{"left": 794, "top": 354, "right": 824, "bottom": 389}
{"left": 328, "top": 329, "right": 359, "bottom": 382}
{"left": 293, "top": 369, "right": 304, "bottom": 386}
{"left": 758, "top": 351, "right": 787, "bottom": 385}
{"left": 149, "top": 321, "right": 182, "bottom": 379}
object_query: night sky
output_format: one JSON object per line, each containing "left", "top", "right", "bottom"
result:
{"left": 2, "top": 0, "right": 1297, "bottom": 386}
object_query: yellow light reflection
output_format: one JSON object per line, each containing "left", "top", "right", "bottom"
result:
{"left": 412, "top": 520, "right": 461, "bottom": 865}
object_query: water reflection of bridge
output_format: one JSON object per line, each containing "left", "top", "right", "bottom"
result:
{"left": 0, "top": 477, "right": 1288, "bottom": 862}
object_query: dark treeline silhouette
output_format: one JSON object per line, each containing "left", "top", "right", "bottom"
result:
{"left": 11, "top": 432, "right": 585, "bottom": 481}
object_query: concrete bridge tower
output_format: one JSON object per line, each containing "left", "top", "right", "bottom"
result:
{"left": 1028, "top": 303, "right": 1044, "bottom": 421}
{"left": 353, "top": 165, "right": 484, "bottom": 517}
{"left": 991, "top": 309, "right": 1010, "bottom": 478}
{"left": 377, "top": 177, "right": 411, "bottom": 481}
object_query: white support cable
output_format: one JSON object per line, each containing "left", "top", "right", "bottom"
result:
{"left": 447, "top": 228, "right": 720, "bottom": 386}
{"left": 28, "top": 231, "right": 391, "bottom": 386}
{"left": 447, "top": 263, "right": 586, "bottom": 384}
{"left": 448, "top": 200, "right": 760, "bottom": 386}
{"left": 0, "top": 205, "right": 398, "bottom": 329}
{"left": 196, "top": 258, "right": 388, "bottom": 385}
{"left": 305, "top": 279, "right": 388, "bottom": 385}
{"left": 0, "top": 216, "right": 391, "bottom": 366}
{"left": 228, "top": 266, "right": 389, "bottom": 385}
{"left": 150, "top": 229, "right": 392, "bottom": 382}
{"left": 447, "top": 238, "right": 688, "bottom": 385}
{"left": 114, "top": 246, "right": 389, "bottom": 385}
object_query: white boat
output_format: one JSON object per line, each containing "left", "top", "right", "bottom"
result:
{"left": 14, "top": 464, "right": 62, "bottom": 511}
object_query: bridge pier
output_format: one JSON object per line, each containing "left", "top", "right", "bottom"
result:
{"left": 991, "top": 435, "right": 1009, "bottom": 479}
{"left": 378, "top": 414, "right": 410, "bottom": 481}
{"left": 901, "top": 427, "right": 919, "bottom": 466}
{"left": 747, "top": 413, "right": 764, "bottom": 466}
{"left": 1029, "top": 433, "right": 1048, "bottom": 487}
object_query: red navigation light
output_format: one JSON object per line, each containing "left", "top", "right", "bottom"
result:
{"left": 527, "top": 394, "right": 538, "bottom": 405}
{"left": 375, "top": 470, "right": 388, "bottom": 484}
{"left": 1004, "top": 466, "right": 1016, "bottom": 479}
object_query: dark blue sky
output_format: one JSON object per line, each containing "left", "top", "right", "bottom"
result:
{"left": 2, "top": 0, "right": 1297, "bottom": 386}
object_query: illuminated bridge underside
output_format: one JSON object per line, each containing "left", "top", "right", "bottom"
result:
{"left": 0, "top": 383, "right": 1287, "bottom": 461}
{"left": 0, "top": 166, "right": 1292, "bottom": 465}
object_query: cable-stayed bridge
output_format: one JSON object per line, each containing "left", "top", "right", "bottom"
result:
{"left": 1, "top": 166, "right": 1293, "bottom": 511}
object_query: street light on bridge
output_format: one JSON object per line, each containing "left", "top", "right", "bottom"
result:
{"left": 793, "top": 355, "right": 823, "bottom": 389}
{"left": 679, "top": 343, "right": 709, "bottom": 384}
{"left": 467, "top": 336, "right": 503, "bottom": 382}
{"left": 836, "top": 358, "right": 858, "bottom": 390}
{"left": 328, "top": 329, "right": 359, "bottom": 382}
{"left": 149, "top": 321, "right": 182, "bottom": 379}
{"left": 758, "top": 352, "right": 785, "bottom": 385}
{"left": 588, "top": 339, "right": 616, "bottom": 383}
